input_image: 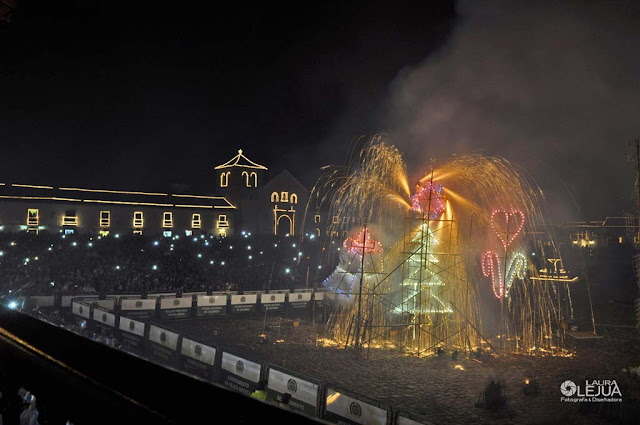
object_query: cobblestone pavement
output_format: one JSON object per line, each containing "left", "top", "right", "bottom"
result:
{"left": 170, "top": 316, "right": 640, "bottom": 425}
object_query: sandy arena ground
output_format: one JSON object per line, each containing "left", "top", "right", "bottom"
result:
{"left": 169, "top": 315, "right": 640, "bottom": 425}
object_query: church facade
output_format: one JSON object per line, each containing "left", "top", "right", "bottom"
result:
{"left": 0, "top": 149, "right": 316, "bottom": 238}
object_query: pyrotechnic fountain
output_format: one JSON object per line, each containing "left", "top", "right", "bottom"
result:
{"left": 306, "top": 135, "right": 571, "bottom": 357}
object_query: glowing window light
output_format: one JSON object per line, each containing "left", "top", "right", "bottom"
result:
{"left": 100, "top": 211, "right": 110, "bottom": 227}
{"left": 27, "top": 209, "right": 39, "bottom": 227}
{"left": 162, "top": 212, "right": 173, "bottom": 228}
{"left": 133, "top": 212, "right": 143, "bottom": 228}
{"left": 217, "top": 214, "right": 229, "bottom": 229}
{"left": 62, "top": 211, "right": 78, "bottom": 226}
{"left": 192, "top": 213, "right": 202, "bottom": 229}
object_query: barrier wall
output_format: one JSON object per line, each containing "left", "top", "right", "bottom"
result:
{"left": 196, "top": 294, "right": 227, "bottom": 317}
{"left": 71, "top": 301, "right": 439, "bottom": 425}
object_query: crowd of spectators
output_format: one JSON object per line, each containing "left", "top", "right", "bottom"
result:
{"left": 0, "top": 231, "right": 332, "bottom": 299}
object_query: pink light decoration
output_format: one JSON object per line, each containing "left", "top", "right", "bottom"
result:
{"left": 343, "top": 228, "right": 383, "bottom": 255}
{"left": 411, "top": 182, "right": 446, "bottom": 218}
{"left": 482, "top": 251, "right": 504, "bottom": 298}
{"left": 490, "top": 210, "right": 525, "bottom": 250}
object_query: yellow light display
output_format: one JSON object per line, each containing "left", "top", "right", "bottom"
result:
{"left": 27, "top": 209, "right": 39, "bottom": 226}
{"left": 162, "top": 212, "right": 173, "bottom": 228}
{"left": 100, "top": 211, "right": 110, "bottom": 227}
{"left": 214, "top": 149, "right": 268, "bottom": 170}
{"left": 192, "top": 214, "right": 202, "bottom": 229}
{"left": 133, "top": 211, "right": 144, "bottom": 228}
{"left": 12, "top": 184, "right": 54, "bottom": 189}
{"left": 60, "top": 187, "right": 168, "bottom": 196}
{"left": 62, "top": 216, "right": 78, "bottom": 226}
{"left": 216, "top": 214, "right": 229, "bottom": 229}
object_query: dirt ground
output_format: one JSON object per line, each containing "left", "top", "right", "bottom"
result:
{"left": 169, "top": 315, "right": 640, "bottom": 425}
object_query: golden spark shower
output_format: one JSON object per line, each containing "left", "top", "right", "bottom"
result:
{"left": 305, "top": 135, "right": 573, "bottom": 357}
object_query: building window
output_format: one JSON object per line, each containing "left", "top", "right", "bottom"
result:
{"left": 281, "top": 192, "right": 289, "bottom": 203}
{"left": 250, "top": 172, "right": 258, "bottom": 187}
{"left": 220, "top": 171, "right": 230, "bottom": 187}
{"left": 271, "top": 192, "right": 279, "bottom": 203}
{"left": 133, "top": 211, "right": 144, "bottom": 228}
{"left": 27, "top": 209, "right": 39, "bottom": 226}
{"left": 314, "top": 214, "right": 321, "bottom": 223}
{"left": 290, "top": 193, "right": 298, "bottom": 204}
{"left": 62, "top": 210, "right": 78, "bottom": 226}
{"left": 332, "top": 216, "right": 339, "bottom": 224}
{"left": 100, "top": 211, "right": 110, "bottom": 227}
{"left": 192, "top": 213, "right": 202, "bottom": 229}
{"left": 217, "top": 214, "right": 229, "bottom": 229}
{"left": 163, "top": 212, "right": 173, "bottom": 228}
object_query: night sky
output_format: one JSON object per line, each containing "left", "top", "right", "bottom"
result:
{"left": 2, "top": 1, "right": 640, "bottom": 222}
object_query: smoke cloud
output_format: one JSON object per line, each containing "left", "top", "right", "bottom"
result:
{"left": 383, "top": 0, "right": 640, "bottom": 221}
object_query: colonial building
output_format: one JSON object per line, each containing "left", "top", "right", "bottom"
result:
{"left": 0, "top": 149, "right": 311, "bottom": 237}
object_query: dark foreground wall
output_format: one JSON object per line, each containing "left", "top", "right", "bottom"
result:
{"left": 0, "top": 307, "right": 325, "bottom": 424}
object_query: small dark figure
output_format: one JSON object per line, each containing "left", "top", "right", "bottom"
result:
{"left": 436, "top": 347, "right": 444, "bottom": 356}
{"left": 451, "top": 350, "right": 459, "bottom": 361}
{"left": 474, "top": 347, "right": 482, "bottom": 360}
{"left": 279, "top": 393, "right": 292, "bottom": 408}
{"left": 476, "top": 380, "right": 506, "bottom": 410}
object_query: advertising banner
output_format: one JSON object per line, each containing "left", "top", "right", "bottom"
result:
{"left": 323, "top": 387, "right": 390, "bottom": 425}
{"left": 260, "top": 293, "right": 286, "bottom": 313}
{"left": 118, "top": 316, "right": 146, "bottom": 355}
{"left": 218, "top": 351, "right": 262, "bottom": 396}
{"left": 71, "top": 301, "right": 91, "bottom": 319}
{"left": 266, "top": 365, "right": 321, "bottom": 417}
{"left": 196, "top": 294, "right": 227, "bottom": 317}
{"left": 92, "top": 307, "right": 116, "bottom": 328}
{"left": 288, "top": 292, "right": 312, "bottom": 309}
{"left": 230, "top": 294, "right": 257, "bottom": 314}
{"left": 159, "top": 297, "right": 193, "bottom": 320}
{"left": 180, "top": 337, "right": 217, "bottom": 380}
{"left": 147, "top": 324, "right": 180, "bottom": 366}
{"left": 120, "top": 298, "right": 156, "bottom": 320}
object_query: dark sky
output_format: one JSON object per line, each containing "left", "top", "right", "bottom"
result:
{"left": 2, "top": 1, "right": 640, "bottom": 221}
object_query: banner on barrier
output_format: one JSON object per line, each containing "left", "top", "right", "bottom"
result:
{"left": 89, "top": 298, "right": 116, "bottom": 311}
{"left": 181, "top": 337, "right": 217, "bottom": 380}
{"left": 230, "top": 294, "right": 257, "bottom": 314}
{"left": 323, "top": 388, "right": 390, "bottom": 425}
{"left": 266, "top": 366, "right": 321, "bottom": 417}
{"left": 260, "top": 293, "right": 285, "bottom": 312}
{"left": 148, "top": 324, "right": 180, "bottom": 366}
{"left": 289, "top": 292, "right": 312, "bottom": 309}
{"left": 196, "top": 295, "right": 227, "bottom": 317}
{"left": 118, "top": 316, "right": 146, "bottom": 354}
{"left": 219, "top": 352, "right": 261, "bottom": 396}
{"left": 159, "top": 297, "right": 192, "bottom": 320}
{"left": 396, "top": 412, "right": 438, "bottom": 425}
{"left": 63, "top": 295, "right": 98, "bottom": 308}
{"left": 121, "top": 299, "right": 156, "bottom": 320}
{"left": 92, "top": 307, "right": 116, "bottom": 328}
{"left": 71, "top": 301, "right": 91, "bottom": 319}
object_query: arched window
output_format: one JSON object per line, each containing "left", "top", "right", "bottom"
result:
{"left": 220, "top": 172, "right": 230, "bottom": 187}
{"left": 271, "top": 192, "right": 279, "bottom": 203}
{"left": 290, "top": 193, "right": 298, "bottom": 204}
{"left": 250, "top": 172, "right": 258, "bottom": 187}
{"left": 242, "top": 171, "right": 250, "bottom": 187}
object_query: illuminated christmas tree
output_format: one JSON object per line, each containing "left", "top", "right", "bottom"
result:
{"left": 396, "top": 223, "right": 452, "bottom": 314}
